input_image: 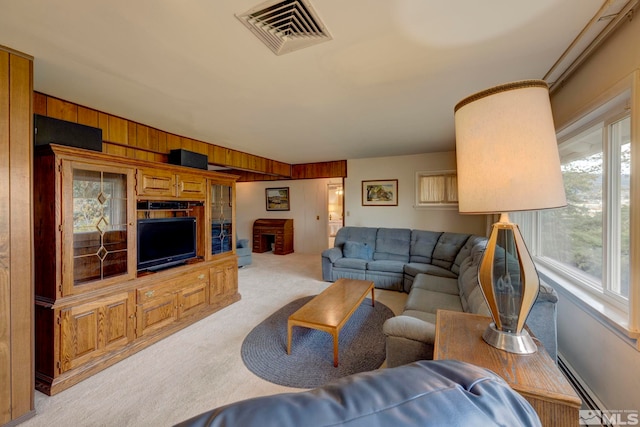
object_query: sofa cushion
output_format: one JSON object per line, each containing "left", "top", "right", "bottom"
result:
{"left": 451, "top": 235, "right": 487, "bottom": 275}
{"left": 334, "top": 226, "right": 378, "bottom": 250}
{"left": 343, "top": 241, "right": 374, "bottom": 260}
{"left": 409, "top": 230, "right": 443, "bottom": 263}
{"left": 373, "top": 228, "right": 411, "bottom": 262}
{"left": 367, "top": 259, "right": 406, "bottom": 273}
{"left": 432, "top": 233, "right": 471, "bottom": 270}
{"left": 411, "top": 274, "right": 459, "bottom": 296}
{"left": 402, "top": 310, "right": 437, "bottom": 324}
{"left": 458, "top": 243, "right": 487, "bottom": 308}
{"left": 404, "top": 263, "right": 457, "bottom": 280}
{"left": 405, "top": 288, "right": 463, "bottom": 314}
{"left": 383, "top": 313, "right": 436, "bottom": 342}
{"left": 466, "top": 287, "right": 491, "bottom": 316}
{"left": 333, "top": 257, "right": 368, "bottom": 270}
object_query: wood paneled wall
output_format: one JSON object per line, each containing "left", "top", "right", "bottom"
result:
{"left": 292, "top": 160, "right": 347, "bottom": 179}
{"left": 0, "top": 46, "right": 34, "bottom": 426}
{"left": 34, "top": 92, "right": 347, "bottom": 181}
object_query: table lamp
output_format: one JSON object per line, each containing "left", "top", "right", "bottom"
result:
{"left": 454, "top": 80, "right": 566, "bottom": 354}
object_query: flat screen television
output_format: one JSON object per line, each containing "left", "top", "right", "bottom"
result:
{"left": 137, "top": 217, "right": 197, "bottom": 271}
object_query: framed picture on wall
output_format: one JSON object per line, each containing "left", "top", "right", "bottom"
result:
{"left": 266, "top": 187, "right": 290, "bottom": 211}
{"left": 362, "top": 179, "right": 398, "bottom": 206}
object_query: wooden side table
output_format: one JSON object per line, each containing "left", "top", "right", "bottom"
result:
{"left": 434, "top": 310, "right": 581, "bottom": 427}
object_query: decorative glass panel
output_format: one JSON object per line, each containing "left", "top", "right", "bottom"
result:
{"left": 211, "top": 184, "right": 233, "bottom": 255}
{"left": 72, "top": 168, "right": 128, "bottom": 284}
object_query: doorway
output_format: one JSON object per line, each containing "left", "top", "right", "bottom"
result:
{"left": 327, "top": 182, "right": 344, "bottom": 247}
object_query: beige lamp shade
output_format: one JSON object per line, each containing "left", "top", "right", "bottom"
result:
{"left": 454, "top": 80, "right": 566, "bottom": 214}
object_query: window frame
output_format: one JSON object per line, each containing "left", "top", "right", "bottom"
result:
{"left": 539, "top": 108, "right": 629, "bottom": 309}
{"left": 514, "top": 75, "right": 639, "bottom": 340}
{"left": 414, "top": 170, "right": 458, "bottom": 210}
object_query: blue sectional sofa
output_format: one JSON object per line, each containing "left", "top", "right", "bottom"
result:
{"left": 321, "top": 226, "right": 559, "bottom": 365}
{"left": 322, "top": 226, "right": 483, "bottom": 292}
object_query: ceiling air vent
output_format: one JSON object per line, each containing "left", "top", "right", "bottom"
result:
{"left": 236, "top": 0, "right": 332, "bottom": 55}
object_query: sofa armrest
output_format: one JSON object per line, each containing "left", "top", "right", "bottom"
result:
{"left": 237, "top": 238, "right": 249, "bottom": 249}
{"left": 383, "top": 315, "right": 436, "bottom": 344}
{"left": 321, "top": 247, "right": 343, "bottom": 263}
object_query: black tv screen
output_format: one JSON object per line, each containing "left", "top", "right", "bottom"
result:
{"left": 137, "top": 217, "right": 197, "bottom": 271}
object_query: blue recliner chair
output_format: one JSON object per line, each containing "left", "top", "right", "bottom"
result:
{"left": 175, "top": 360, "right": 541, "bottom": 427}
{"left": 237, "top": 238, "right": 252, "bottom": 267}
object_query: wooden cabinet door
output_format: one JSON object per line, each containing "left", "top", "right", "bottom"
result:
{"left": 177, "top": 282, "right": 208, "bottom": 318}
{"left": 222, "top": 262, "right": 238, "bottom": 295}
{"left": 136, "top": 168, "right": 176, "bottom": 197}
{"left": 60, "top": 161, "right": 136, "bottom": 296}
{"left": 209, "top": 260, "right": 237, "bottom": 303}
{"left": 136, "top": 293, "right": 178, "bottom": 337}
{"left": 176, "top": 173, "right": 206, "bottom": 199}
{"left": 59, "top": 292, "right": 134, "bottom": 373}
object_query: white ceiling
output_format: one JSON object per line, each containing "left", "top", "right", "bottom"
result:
{"left": 0, "top": 0, "right": 607, "bottom": 165}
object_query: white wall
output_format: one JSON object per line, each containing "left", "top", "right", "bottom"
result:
{"left": 236, "top": 178, "right": 335, "bottom": 254}
{"left": 550, "top": 11, "right": 640, "bottom": 411}
{"left": 236, "top": 151, "right": 486, "bottom": 255}
{"left": 345, "top": 152, "right": 486, "bottom": 234}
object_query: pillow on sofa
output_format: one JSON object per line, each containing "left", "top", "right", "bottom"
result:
{"left": 343, "top": 241, "right": 374, "bottom": 260}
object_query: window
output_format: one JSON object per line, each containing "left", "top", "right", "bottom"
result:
{"left": 538, "top": 113, "right": 630, "bottom": 303}
{"left": 415, "top": 171, "right": 458, "bottom": 208}
{"left": 514, "top": 87, "right": 635, "bottom": 331}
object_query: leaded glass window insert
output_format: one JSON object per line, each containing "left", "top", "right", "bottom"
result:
{"left": 72, "top": 168, "right": 128, "bottom": 284}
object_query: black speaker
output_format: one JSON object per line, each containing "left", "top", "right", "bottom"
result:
{"left": 168, "top": 149, "right": 208, "bottom": 170}
{"left": 34, "top": 114, "right": 103, "bottom": 152}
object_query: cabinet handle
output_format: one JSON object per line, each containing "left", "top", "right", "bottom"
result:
{"left": 198, "top": 274, "right": 205, "bottom": 280}
{"left": 145, "top": 290, "right": 155, "bottom": 298}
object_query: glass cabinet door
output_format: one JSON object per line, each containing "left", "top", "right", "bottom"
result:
{"left": 211, "top": 184, "right": 233, "bottom": 255}
{"left": 65, "top": 163, "right": 133, "bottom": 291}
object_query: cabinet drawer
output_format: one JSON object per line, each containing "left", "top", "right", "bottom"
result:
{"left": 137, "top": 282, "right": 174, "bottom": 304}
{"left": 137, "top": 270, "right": 209, "bottom": 304}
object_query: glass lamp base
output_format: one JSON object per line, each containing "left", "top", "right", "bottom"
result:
{"left": 482, "top": 323, "right": 537, "bottom": 354}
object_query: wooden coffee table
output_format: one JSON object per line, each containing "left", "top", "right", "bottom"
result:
{"left": 287, "top": 278, "right": 375, "bottom": 367}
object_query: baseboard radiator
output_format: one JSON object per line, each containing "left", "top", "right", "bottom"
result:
{"left": 557, "top": 354, "right": 612, "bottom": 427}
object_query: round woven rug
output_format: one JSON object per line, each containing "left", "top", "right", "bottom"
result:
{"left": 241, "top": 295, "right": 393, "bottom": 389}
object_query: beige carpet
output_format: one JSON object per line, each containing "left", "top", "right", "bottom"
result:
{"left": 24, "top": 253, "right": 407, "bottom": 427}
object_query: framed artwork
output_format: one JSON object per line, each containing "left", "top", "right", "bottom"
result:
{"left": 362, "top": 179, "right": 398, "bottom": 206}
{"left": 266, "top": 187, "right": 290, "bottom": 211}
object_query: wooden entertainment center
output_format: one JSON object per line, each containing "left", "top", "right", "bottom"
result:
{"left": 34, "top": 144, "right": 241, "bottom": 395}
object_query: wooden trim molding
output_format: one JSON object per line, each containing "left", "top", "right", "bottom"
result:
{"left": 0, "top": 45, "right": 35, "bottom": 426}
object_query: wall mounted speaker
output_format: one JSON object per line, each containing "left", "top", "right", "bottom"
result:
{"left": 34, "top": 114, "right": 103, "bottom": 152}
